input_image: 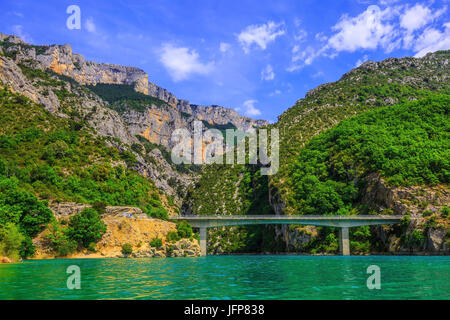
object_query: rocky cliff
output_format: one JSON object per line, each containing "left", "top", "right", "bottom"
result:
{"left": 0, "top": 32, "right": 267, "bottom": 131}
{"left": 0, "top": 32, "right": 267, "bottom": 205}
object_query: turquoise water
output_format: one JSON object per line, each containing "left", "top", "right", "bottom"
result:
{"left": 0, "top": 256, "right": 448, "bottom": 300}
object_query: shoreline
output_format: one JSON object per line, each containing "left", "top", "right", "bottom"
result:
{"left": 15, "top": 251, "right": 450, "bottom": 262}
{"left": 2, "top": 252, "right": 449, "bottom": 264}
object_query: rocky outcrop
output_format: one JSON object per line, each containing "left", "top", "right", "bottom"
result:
{"left": 131, "top": 238, "right": 201, "bottom": 258}
{"left": 0, "top": 256, "right": 12, "bottom": 264}
{"left": 361, "top": 173, "right": 450, "bottom": 217}
{"left": 362, "top": 174, "right": 449, "bottom": 254}
{"left": 0, "top": 32, "right": 148, "bottom": 95}
{"left": 0, "top": 32, "right": 267, "bottom": 131}
{"left": 50, "top": 202, "right": 148, "bottom": 219}
{"left": 148, "top": 81, "right": 178, "bottom": 106}
{"left": 0, "top": 55, "right": 60, "bottom": 112}
{"left": 33, "top": 215, "right": 201, "bottom": 259}
{"left": 178, "top": 102, "right": 268, "bottom": 130}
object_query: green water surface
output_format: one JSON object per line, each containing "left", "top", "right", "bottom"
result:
{"left": 0, "top": 255, "right": 448, "bottom": 299}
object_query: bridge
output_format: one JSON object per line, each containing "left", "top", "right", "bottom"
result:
{"left": 172, "top": 215, "right": 404, "bottom": 256}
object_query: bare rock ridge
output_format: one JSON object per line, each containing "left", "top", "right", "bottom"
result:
{"left": 0, "top": 32, "right": 267, "bottom": 131}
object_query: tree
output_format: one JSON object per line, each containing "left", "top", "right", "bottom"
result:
{"left": 67, "top": 208, "right": 106, "bottom": 248}
{"left": 177, "top": 221, "right": 193, "bottom": 238}
{"left": 149, "top": 237, "right": 163, "bottom": 248}
{"left": 45, "top": 221, "right": 77, "bottom": 257}
{"left": 0, "top": 223, "right": 25, "bottom": 262}
{"left": 121, "top": 243, "right": 132, "bottom": 255}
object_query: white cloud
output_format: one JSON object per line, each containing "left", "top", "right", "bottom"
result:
{"left": 10, "top": 11, "right": 24, "bottom": 18}
{"left": 328, "top": 5, "right": 397, "bottom": 53}
{"left": 11, "top": 25, "right": 32, "bottom": 43}
{"left": 269, "top": 89, "right": 281, "bottom": 96}
{"left": 285, "top": 3, "right": 448, "bottom": 71}
{"left": 287, "top": 45, "right": 327, "bottom": 71}
{"left": 237, "top": 21, "right": 285, "bottom": 53}
{"left": 315, "top": 32, "right": 328, "bottom": 42}
{"left": 85, "top": 17, "right": 96, "bottom": 33}
{"left": 219, "top": 42, "right": 231, "bottom": 52}
{"left": 159, "top": 44, "right": 214, "bottom": 82}
{"left": 413, "top": 23, "right": 450, "bottom": 57}
{"left": 355, "top": 54, "right": 369, "bottom": 67}
{"left": 261, "top": 64, "right": 275, "bottom": 80}
{"left": 400, "top": 4, "right": 446, "bottom": 32}
{"left": 242, "top": 99, "right": 261, "bottom": 117}
{"left": 311, "top": 71, "right": 324, "bottom": 78}
{"left": 294, "top": 29, "right": 308, "bottom": 42}
{"left": 400, "top": 4, "right": 447, "bottom": 49}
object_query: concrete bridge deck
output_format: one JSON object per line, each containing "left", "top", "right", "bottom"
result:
{"left": 172, "top": 215, "right": 404, "bottom": 256}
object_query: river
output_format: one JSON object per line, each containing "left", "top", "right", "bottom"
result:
{"left": 0, "top": 255, "right": 448, "bottom": 299}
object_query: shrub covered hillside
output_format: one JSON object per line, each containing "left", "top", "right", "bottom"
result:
{"left": 273, "top": 51, "right": 449, "bottom": 215}
{"left": 0, "top": 87, "right": 170, "bottom": 260}
{"left": 292, "top": 94, "right": 449, "bottom": 216}
{"left": 288, "top": 94, "right": 449, "bottom": 254}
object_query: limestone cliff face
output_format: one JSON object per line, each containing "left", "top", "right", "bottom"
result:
{"left": 0, "top": 32, "right": 149, "bottom": 95}
{"left": 36, "top": 44, "right": 150, "bottom": 95}
{"left": 178, "top": 101, "right": 268, "bottom": 131}
{"left": 148, "top": 81, "right": 178, "bottom": 106}
{"left": 0, "top": 32, "right": 268, "bottom": 207}
{"left": 362, "top": 174, "right": 449, "bottom": 254}
{"left": 0, "top": 32, "right": 267, "bottom": 132}
{"left": 0, "top": 55, "right": 60, "bottom": 112}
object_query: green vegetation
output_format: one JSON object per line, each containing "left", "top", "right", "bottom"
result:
{"left": 176, "top": 221, "right": 193, "bottom": 238}
{"left": 165, "top": 221, "right": 195, "bottom": 243}
{"left": 0, "top": 88, "right": 167, "bottom": 214}
{"left": 45, "top": 221, "right": 77, "bottom": 257}
{"left": 273, "top": 52, "right": 450, "bottom": 216}
{"left": 166, "top": 231, "right": 180, "bottom": 243}
{"left": 0, "top": 223, "right": 25, "bottom": 262}
{"left": 187, "top": 164, "right": 274, "bottom": 216}
{"left": 0, "top": 177, "right": 53, "bottom": 258}
{"left": 121, "top": 243, "right": 133, "bottom": 255}
{"left": 149, "top": 237, "right": 163, "bottom": 248}
{"left": 66, "top": 208, "right": 106, "bottom": 248}
{"left": 0, "top": 87, "right": 169, "bottom": 259}
{"left": 87, "top": 83, "right": 166, "bottom": 113}
{"left": 291, "top": 95, "right": 449, "bottom": 217}
{"left": 45, "top": 207, "right": 106, "bottom": 257}
{"left": 441, "top": 206, "right": 450, "bottom": 218}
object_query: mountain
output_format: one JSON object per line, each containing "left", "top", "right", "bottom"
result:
{"left": 0, "top": 32, "right": 267, "bottom": 204}
{"left": 0, "top": 32, "right": 448, "bottom": 257}
{"left": 187, "top": 50, "right": 449, "bottom": 254}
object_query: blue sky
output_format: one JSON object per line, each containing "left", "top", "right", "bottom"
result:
{"left": 1, "top": 0, "right": 449, "bottom": 122}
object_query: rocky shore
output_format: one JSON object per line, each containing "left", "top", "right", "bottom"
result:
{"left": 30, "top": 203, "right": 201, "bottom": 260}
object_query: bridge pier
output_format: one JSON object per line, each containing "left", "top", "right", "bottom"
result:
{"left": 199, "top": 227, "right": 207, "bottom": 256}
{"left": 339, "top": 227, "right": 350, "bottom": 256}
